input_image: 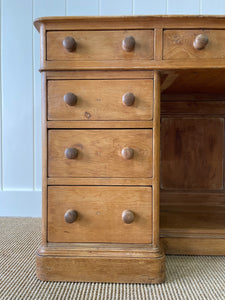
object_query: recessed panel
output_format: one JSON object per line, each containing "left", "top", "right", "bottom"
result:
{"left": 161, "top": 118, "right": 224, "bottom": 190}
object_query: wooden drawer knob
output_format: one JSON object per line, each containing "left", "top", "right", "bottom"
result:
{"left": 64, "top": 209, "right": 78, "bottom": 223}
{"left": 122, "top": 210, "right": 135, "bottom": 224}
{"left": 121, "top": 147, "right": 134, "bottom": 160}
{"left": 122, "top": 92, "right": 135, "bottom": 106}
{"left": 63, "top": 36, "right": 77, "bottom": 52}
{"left": 193, "top": 34, "right": 208, "bottom": 50}
{"left": 65, "top": 147, "right": 78, "bottom": 159}
{"left": 64, "top": 93, "right": 77, "bottom": 106}
{"left": 122, "top": 36, "right": 135, "bottom": 52}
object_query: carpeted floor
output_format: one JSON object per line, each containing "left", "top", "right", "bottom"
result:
{"left": 0, "top": 218, "right": 224, "bottom": 300}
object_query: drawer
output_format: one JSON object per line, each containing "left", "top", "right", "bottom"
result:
{"left": 48, "top": 186, "right": 152, "bottom": 243}
{"left": 48, "top": 129, "right": 153, "bottom": 178}
{"left": 47, "top": 30, "right": 154, "bottom": 61}
{"left": 48, "top": 79, "right": 153, "bottom": 121}
{"left": 163, "top": 30, "right": 225, "bottom": 60}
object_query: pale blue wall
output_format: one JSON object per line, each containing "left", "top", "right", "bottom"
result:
{"left": 1, "top": 0, "right": 225, "bottom": 216}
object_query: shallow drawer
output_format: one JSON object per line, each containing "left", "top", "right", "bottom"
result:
{"left": 48, "top": 186, "right": 152, "bottom": 243}
{"left": 48, "top": 129, "right": 153, "bottom": 178}
{"left": 48, "top": 79, "right": 153, "bottom": 121}
{"left": 47, "top": 30, "right": 154, "bottom": 61}
{"left": 163, "top": 29, "right": 225, "bottom": 60}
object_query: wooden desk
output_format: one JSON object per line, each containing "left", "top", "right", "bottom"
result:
{"left": 34, "top": 16, "right": 225, "bottom": 283}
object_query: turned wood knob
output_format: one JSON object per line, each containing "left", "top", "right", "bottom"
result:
{"left": 64, "top": 93, "right": 77, "bottom": 106}
{"left": 122, "top": 36, "right": 135, "bottom": 52}
{"left": 122, "top": 210, "right": 135, "bottom": 224}
{"left": 65, "top": 147, "right": 78, "bottom": 159}
{"left": 64, "top": 209, "right": 78, "bottom": 223}
{"left": 121, "top": 147, "right": 134, "bottom": 160}
{"left": 122, "top": 92, "right": 135, "bottom": 106}
{"left": 193, "top": 34, "right": 208, "bottom": 50}
{"left": 63, "top": 36, "right": 77, "bottom": 52}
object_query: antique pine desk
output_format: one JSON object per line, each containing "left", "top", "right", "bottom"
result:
{"left": 34, "top": 16, "right": 225, "bottom": 283}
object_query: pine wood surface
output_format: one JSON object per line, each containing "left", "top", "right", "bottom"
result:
{"left": 48, "top": 79, "right": 153, "bottom": 121}
{"left": 48, "top": 129, "right": 153, "bottom": 178}
{"left": 48, "top": 186, "right": 152, "bottom": 243}
{"left": 47, "top": 30, "right": 154, "bottom": 62}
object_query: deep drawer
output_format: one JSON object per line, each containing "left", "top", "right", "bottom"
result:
{"left": 48, "top": 186, "right": 152, "bottom": 243}
{"left": 48, "top": 129, "right": 153, "bottom": 178}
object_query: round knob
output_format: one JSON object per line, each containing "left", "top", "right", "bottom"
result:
{"left": 122, "top": 210, "right": 135, "bottom": 224}
{"left": 121, "top": 147, "right": 134, "bottom": 160}
{"left": 63, "top": 36, "right": 77, "bottom": 52}
{"left": 193, "top": 34, "right": 208, "bottom": 50}
{"left": 64, "top": 209, "right": 78, "bottom": 223}
{"left": 122, "top": 36, "right": 135, "bottom": 52}
{"left": 64, "top": 93, "right": 77, "bottom": 106}
{"left": 65, "top": 147, "right": 78, "bottom": 159}
{"left": 122, "top": 92, "right": 135, "bottom": 106}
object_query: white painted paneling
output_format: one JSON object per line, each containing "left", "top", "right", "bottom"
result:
{"left": 33, "top": 0, "right": 65, "bottom": 190}
{"left": 201, "top": 0, "right": 225, "bottom": 14}
{"left": 1, "top": 0, "right": 33, "bottom": 191}
{"left": 0, "top": 191, "right": 41, "bottom": 217}
{"left": 67, "top": 0, "right": 99, "bottom": 16}
{"left": 133, "top": 0, "right": 167, "bottom": 15}
{"left": 100, "top": 0, "right": 132, "bottom": 15}
{"left": 167, "top": 0, "right": 200, "bottom": 14}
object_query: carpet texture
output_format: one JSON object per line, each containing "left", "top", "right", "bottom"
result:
{"left": 0, "top": 217, "right": 224, "bottom": 300}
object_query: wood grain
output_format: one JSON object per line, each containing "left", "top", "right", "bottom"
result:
{"left": 48, "top": 186, "right": 152, "bottom": 243}
{"left": 161, "top": 237, "right": 225, "bottom": 255}
{"left": 48, "top": 79, "right": 153, "bottom": 121}
{"left": 48, "top": 129, "right": 153, "bottom": 178}
{"left": 47, "top": 30, "right": 154, "bottom": 61}
{"left": 47, "top": 120, "right": 153, "bottom": 129}
{"left": 163, "top": 29, "right": 225, "bottom": 60}
{"left": 36, "top": 251, "right": 165, "bottom": 283}
{"left": 160, "top": 118, "right": 224, "bottom": 190}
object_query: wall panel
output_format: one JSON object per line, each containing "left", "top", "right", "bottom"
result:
{"left": 133, "top": 0, "right": 167, "bottom": 15}
{"left": 1, "top": 0, "right": 33, "bottom": 190}
{"left": 67, "top": 0, "right": 99, "bottom": 16}
{"left": 167, "top": 0, "right": 200, "bottom": 14}
{"left": 100, "top": 0, "right": 132, "bottom": 15}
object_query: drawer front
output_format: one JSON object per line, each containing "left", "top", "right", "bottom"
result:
{"left": 163, "top": 30, "right": 225, "bottom": 60}
{"left": 48, "top": 129, "right": 153, "bottom": 178}
{"left": 48, "top": 79, "right": 153, "bottom": 121}
{"left": 47, "top": 30, "right": 154, "bottom": 61}
{"left": 48, "top": 186, "right": 152, "bottom": 243}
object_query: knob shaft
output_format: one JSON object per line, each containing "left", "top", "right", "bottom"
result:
{"left": 63, "top": 36, "right": 77, "bottom": 52}
{"left": 122, "top": 92, "right": 135, "bottom": 106}
{"left": 64, "top": 209, "right": 78, "bottom": 223}
{"left": 193, "top": 34, "right": 208, "bottom": 50}
{"left": 64, "top": 93, "right": 77, "bottom": 106}
{"left": 121, "top": 147, "right": 134, "bottom": 160}
{"left": 122, "top": 36, "right": 135, "bottom": 52}
{"left": 122, "top": 210, "right": 135, "bottom": 224}
{"left": 65, "top": 147, "right": 78, "bottom": 159}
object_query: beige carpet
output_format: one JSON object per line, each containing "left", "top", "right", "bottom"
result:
{"left": 0, "top": 218, "right": 224, "bottom": 300}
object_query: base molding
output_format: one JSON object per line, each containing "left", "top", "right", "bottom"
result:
{"left": 36, "top": 243, "right": 165, "bottom": 283}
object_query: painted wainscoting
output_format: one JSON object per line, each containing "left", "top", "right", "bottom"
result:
{"left": 1, "top": 0, "right": 225, "bottom": 216}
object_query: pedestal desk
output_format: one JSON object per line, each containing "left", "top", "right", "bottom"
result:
{"left": 34, "top": 16, "right": 225, "bottom": 283}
